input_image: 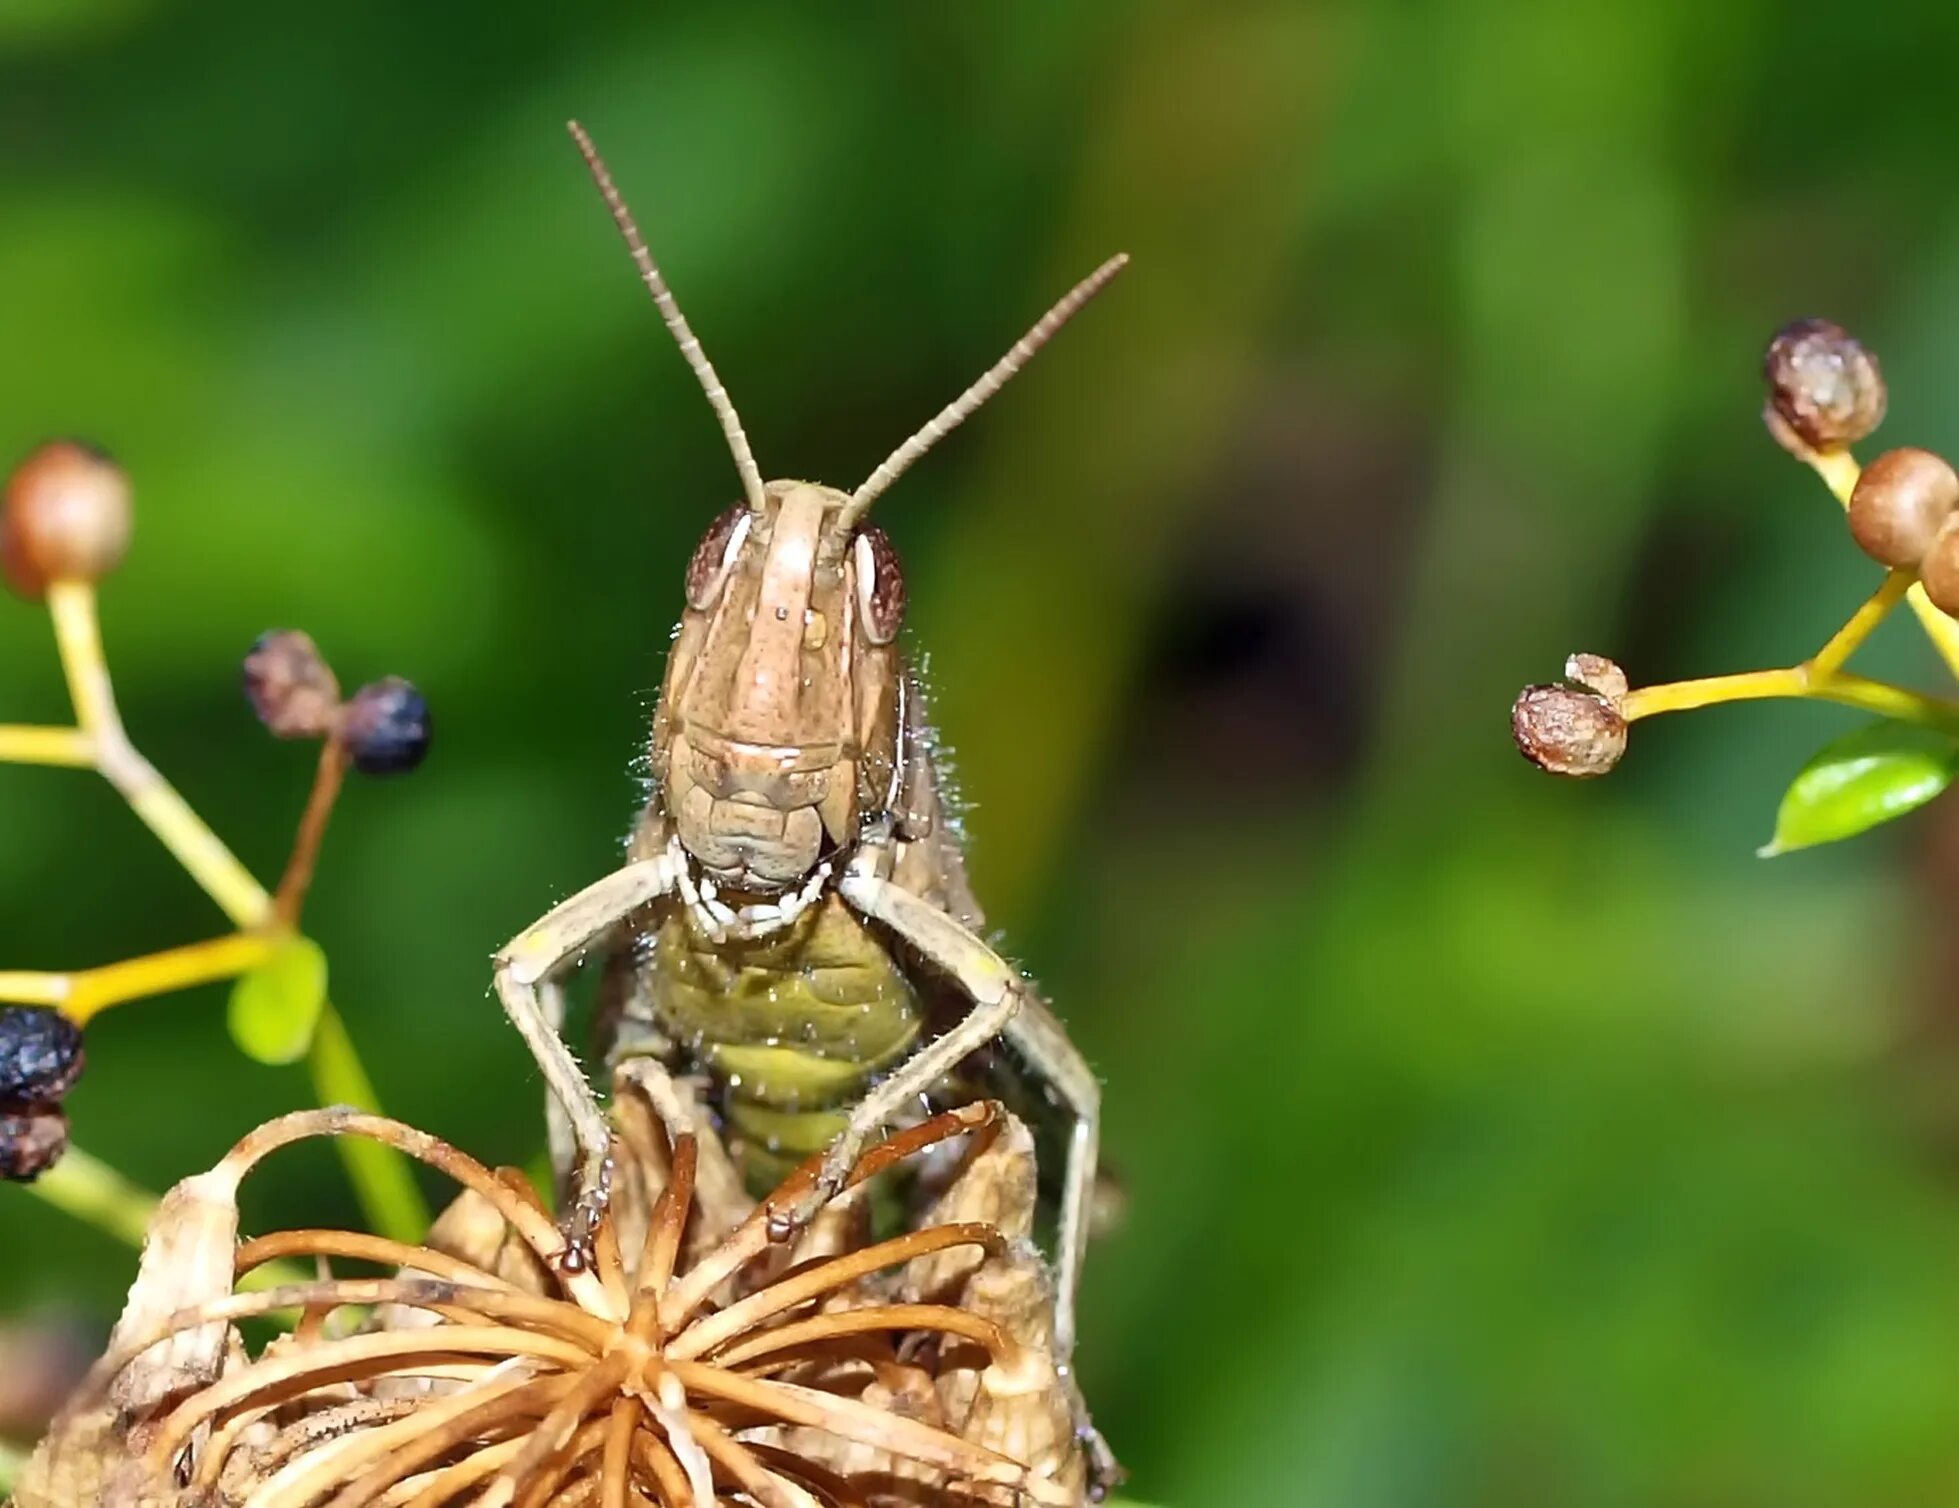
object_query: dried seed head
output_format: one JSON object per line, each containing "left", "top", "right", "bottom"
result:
{"left": 0, "top": 1006, "right": 84, "bottom": 1103}
{"left": 0, "top": 1104, "right": 69, "bottom": 1182}
{"left": 1920, "top": 515, "right": 1959, "bottom": 618}
{"left": 1763, "top": 318, "right": 1886, "bottom": 452}
{"left": 339, "top": 676, "right": 431, "bottom": 775}
{"left": 0, "top": 441, "right": 133, "bottom": 600}
{"left": 1512, "top": 683, "right": 1627, "bottom": 777}
{"left": 241, "top": 629, "right": 341, "bottom": 739}
{"left": 28, "top": 1097, "right": 1086, "bottom": 1508}
{"left": 1846, "top": 447, "right": 1959, "bottom": 569}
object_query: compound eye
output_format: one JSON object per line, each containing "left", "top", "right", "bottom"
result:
{"left": 684, "top": 505, "right": 752, "bottom": 610}
{"left": 853, "top": 526, "right": 905, "bottom": 645}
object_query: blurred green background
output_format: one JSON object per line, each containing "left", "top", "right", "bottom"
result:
{"left": 10, "top": 2, "right": 1959, "bottom": 1503}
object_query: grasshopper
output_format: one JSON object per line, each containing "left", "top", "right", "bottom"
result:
{"left": 493, "top": 122, "right": 1121, "bottom": 1381}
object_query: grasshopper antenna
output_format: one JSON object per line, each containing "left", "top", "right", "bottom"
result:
{"left": 568, "top": 120, "right": 769, "bottom": 514}
{"left": 839, "top": 252, "right": 1128, "bottom": 529}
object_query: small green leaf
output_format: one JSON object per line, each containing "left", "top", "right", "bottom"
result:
{"left": 1760, "top": 720, "right": 1959, "bottom": 856}
{"left": 227, "top": 935, "right": 329, "bottom": 1065}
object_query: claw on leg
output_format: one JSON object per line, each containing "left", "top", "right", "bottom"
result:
{"left": 554, "top": 1137, "right": 618, "bottom": 1274}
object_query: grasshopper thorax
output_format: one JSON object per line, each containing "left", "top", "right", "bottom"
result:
{"left": 651, "top": 481, "right": 903, "bottom": 894}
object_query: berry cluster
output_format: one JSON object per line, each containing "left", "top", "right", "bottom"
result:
{"left": 243, "top": 630, "right": 432, "bottom": 776}
{"left": 0, "top": 439, "right": 434, "bottom": 1185}
{"left": 1514, "top": 316, "right": 1959, "bottom": 846}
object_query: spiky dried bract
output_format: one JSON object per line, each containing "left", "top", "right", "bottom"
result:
{"left": 22, "top": 1092, "right": 1091, "bottom": 1507}
{"left": 1763, "top": 318, "right": 1886, "bottom": 453}
{"left": 1512, "top": 683, "right": 1627, "bottom": 777}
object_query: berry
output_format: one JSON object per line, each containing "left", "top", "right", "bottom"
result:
{"left": 0, "top": 1005, "right": 83, "bottom": 1102}
{"left": 1563, "top": 652, "right": 1628, "bottom": 704}
{"left": 1846, "top": 448, "right": 1959, "bottom": 569}
{"left": 0, "top": 441, "right": 133, "bottom": 600}
{"left": 242, "top": 629, "right": 342, "bottom": 739}
{"left": 1763, "top": 319, "right": 1886, "bottom": 453}
{"left": 1512, "top": 684, "right": 1627, "bottom": 778}
{"left": 0, "top": 1104, "right": 69, "bottom": 1182}
{"left": 1920, "top": 516, "right": 1959, "bottom": 618}
{"left": 340, "top": 677, "right": 432, "bottom": 775}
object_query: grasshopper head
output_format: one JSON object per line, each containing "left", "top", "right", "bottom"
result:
{"left": 650, "top": 481, "right": 903, "bottom": 891}
{"left": 565, "top": 121, "right": 1124, "bottom": 893}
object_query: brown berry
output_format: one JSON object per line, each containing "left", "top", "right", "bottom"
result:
{"left": 1562, "top": 653, "right": 1628, "bottom": 705}
{"left": 1512, "top": 684, "right": 1627, "bottom": 778}
{"left": 0, "top": 441, "right": 133, "bottom": 599}
{"left": 1920, "top": 516, "right": 1959, "bottom": 618}
{"left": 0, "top": 1103, "right": 68, "bottom": 1182}
{"left": 243, "top": 630, "right": 342, "bottom": 739}
{"left": 1763, "top": 319, "right": 1886, "bottom": 452}
{"left": 1847, "top": 448, "right": 1959, "bottom": 569}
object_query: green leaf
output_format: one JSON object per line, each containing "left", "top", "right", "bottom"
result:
{"left": 227, "top": 935, "right": 329, "bottom": 1065}
{"left": 1760, "top": 720, "right": 1959, "bottom": 856}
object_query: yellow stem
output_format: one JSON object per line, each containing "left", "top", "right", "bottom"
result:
{"left": 1622, "top": 664, "right": 1959, "bottom": 734}
{"left": 25, "top": 575, "right": 427, "bottom": 1239}
{"left": 1810, "top": 568, "right": 1913, "bottom": 677}
{"left": 62, "top": 932, "right": 282, "bottom": 1025}
{"left": 46, "top": 578, "right": 270, "bottom": 927}
{"left": 45, "top": 579, "right": 120, "bottom": 735}
{"left": 1804, "top": 449, "right": 1959, "bottom": 681}
{"left": 0, "top": 724, "right": 95, "bottom": 766}
{"left": 0, "top": 971, "right": 71, "bottom": 1006}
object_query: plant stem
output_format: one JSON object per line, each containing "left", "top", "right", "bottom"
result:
{"left": 0, "top": 724, "right": 94, "bottom": 766}
{"left": 1622, "top": 665, "right": 1959, "bottom": 734}
{"left": 23, "top": 1144, "right": 157, "bottom": 1248}
{"left": 21, "top": 577, "right": 428, "bottom": 1238}
{"left": 1811, "top": 568, "right": 1913, "bottom": 676}
{"left": 1804, "top": 451, "right": 1959, "bottom": 680}
{"left": 308, "top": 1008, "right": 430, "bottom": 1242}
{"left": 275, "top": 738, "right": 348, "bottom": 927}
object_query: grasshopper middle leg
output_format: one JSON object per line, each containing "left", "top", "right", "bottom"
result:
{"left": 837, "top": 871, "right": 1101, "bottom": 1360}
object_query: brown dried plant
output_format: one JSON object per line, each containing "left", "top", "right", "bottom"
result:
{"left": 18, "top": 1068, "right": 1087, "bottom": 1507}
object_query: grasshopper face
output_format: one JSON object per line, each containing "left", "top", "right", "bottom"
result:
{"left": 651, "top": 481, "right": 904, "bottom": 893}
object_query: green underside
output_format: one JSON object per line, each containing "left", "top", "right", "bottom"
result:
{"left": 646, "top": 892, "right": 924, "bottom": 1188}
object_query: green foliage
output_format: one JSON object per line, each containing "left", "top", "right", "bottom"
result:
{"left": 4, "top": 4, "right": 1959, "bottom": 1505}
{"left": 225, "top": 936, "right": 328, "bottom": 1066}
{"left": 1762, "top": 721, "right": 1959, "bottom": 856}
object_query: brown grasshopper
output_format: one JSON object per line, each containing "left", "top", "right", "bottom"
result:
{"left": 493, "top": 121, "right": 1121, "bottom": 1396}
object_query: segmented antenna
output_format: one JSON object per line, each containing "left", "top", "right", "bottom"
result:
{"left": 568, "top": 121, "right": 769, "bottom": 514}
{"left": 839, "top": 252, "right": 1129, "bottom": 529}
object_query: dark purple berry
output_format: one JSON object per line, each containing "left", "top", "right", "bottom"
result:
{"left": 340, "top": 677, "right": 432, "bottom": 775}
{"left": 0, "top": 1104, "right": 69, "bottom": 1182}
{"left": 0, "top": 1006, "right": 83, "bottom": 1102}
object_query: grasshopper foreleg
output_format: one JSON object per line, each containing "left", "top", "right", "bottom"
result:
{"left": 492, "top": 853, "right": 677, "bottom": 1269}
